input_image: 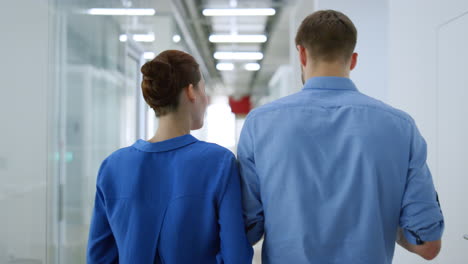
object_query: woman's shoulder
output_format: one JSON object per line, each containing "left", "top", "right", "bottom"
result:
{"left": 194, "top": 140, "right": 235, "bottom": 161}
{"left": 98, "top": 146, "right": 138, "bottom": 170}
{"left": 106, "top": 145, "right": 136, "bottom": 160}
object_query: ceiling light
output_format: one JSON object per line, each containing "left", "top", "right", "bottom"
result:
{"left": 216, "top": 63, "right": 235, "bottom": 71}
{"left": 202, "top": 8, "right": 276, "bottom": 16}
{"left": 214, "top": 52, "right": 263, "bottom": 61}
{"left": 132, "top": 34, "right": 155, "bottom": 42}
{"left": 87, "top": 8, "right": 156, "bottom": 16}
{"left": 143, "top": 52, "right": 155, "bottom": 60}
{"left": 173, "top": 34, "right": 181, "bottom": 43}
{"left": 119, "top": 34, "right": 155, "bottom": 42}
{"left": 209, "top": 34, "right": 267, "bottom": 43}
{"left": 244, "top": 63, "right": 261, "bottom": 71}
{"left": 119, "top": 35, "right": 128, "bottom": 42}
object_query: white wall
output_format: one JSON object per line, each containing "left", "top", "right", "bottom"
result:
{"left": 280, "top": 0, "right": 389, "bottom": 99}
{"left": 0, "top": 0, "right": 49, "bottom": 263}
{"left": 388, "top": 0, "right": 468, "bottom": 176}
{"left": 314, "top": 0, "right": 389, "bottom": 101}
{"left": 288, "top": 0, "right": 315, "bottom": 92}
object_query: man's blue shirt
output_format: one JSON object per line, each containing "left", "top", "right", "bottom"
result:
{"left": 237, "top": 77, "right": 444, "bottom": 264}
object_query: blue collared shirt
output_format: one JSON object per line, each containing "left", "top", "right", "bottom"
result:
{"left": 238, "top": 77, "right": 444, "bottom": 264}
{"left": 87, "top": 134, "right": 253, "bottom": 264}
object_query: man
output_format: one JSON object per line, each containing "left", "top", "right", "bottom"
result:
{"left": 237, "top": 10, "right": 444, "bottom": 263}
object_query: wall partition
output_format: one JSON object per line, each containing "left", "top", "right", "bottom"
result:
{"left": 0, "top": 0, "right": 49, "bottom": 263}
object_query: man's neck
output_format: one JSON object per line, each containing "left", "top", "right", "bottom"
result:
{"left": 304, "top": 61, "right": 351, "bottom": 80}
{"left": 307, "top": 69, "right": 350, "bottom": 79}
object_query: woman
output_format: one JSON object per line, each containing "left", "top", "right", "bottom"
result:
{"left": 87, "top": 50, "right": 253, "bottom": 263}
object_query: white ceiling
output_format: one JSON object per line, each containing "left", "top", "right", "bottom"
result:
{"left": 82, "top": 0, "right": 294, "bottom": 97}
{"left": 200, "top": 0, "right": 291, "bottom": 96}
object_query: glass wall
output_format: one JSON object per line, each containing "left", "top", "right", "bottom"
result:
{"left": 47, "top": 0, "right": 184, "bottom": 262}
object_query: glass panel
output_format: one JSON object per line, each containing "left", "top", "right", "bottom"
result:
{"left": 47, "top": 0, "right": 182, "bottom": 262}
{"left": 59, "top": 22, "right": 134, "bottom": 264}
{"left": 49, "top": 1, "right": 140, "bottom": 263}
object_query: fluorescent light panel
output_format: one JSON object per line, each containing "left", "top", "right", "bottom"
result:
{"left": 212, "top": 24, "right": 265, "bottom": 32}
{"left": 87, "top": 8, "right": 156, "bottom": 16}
{"left": 119, "top": 35, "right": 128, "bottom": 42}
{"left": 216, "top": 63, "right": 235, "bottom": 71}
{"left": 132, "top": 34, "right": 155, "bottom": 42}
{"left": 143, "top": 52, "right": 155, "bottom": 60}
{"left": 202, "top": 8, "right": 276, "bottom": 16}
{"left": 214, "top": 52, "right": 263, "bottom": 61}
{"left": 209, "top": 34, "right": 267, "bottom": 43}
{"left": 244, "top": 63, "right": 261, "bottom": 71}
{"left": 120, "top": 34, "right": 155, "bottom": 42}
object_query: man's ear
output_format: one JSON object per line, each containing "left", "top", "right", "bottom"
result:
{"left": 297, "top": 45, "right": 307, "bottom": 67}
{"left": 185, "top": 84, "right": 196, "bottom": 102}
{"left": 350, "top": 52, "right": 358, "bottom": 71}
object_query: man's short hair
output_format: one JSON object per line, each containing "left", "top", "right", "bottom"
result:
{"left": 295, "top": 10, "right": 357, "bottom": 62}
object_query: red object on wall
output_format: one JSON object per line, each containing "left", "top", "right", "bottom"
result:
{"left": 229, "top": 96, "right": 251, "bottom": 115}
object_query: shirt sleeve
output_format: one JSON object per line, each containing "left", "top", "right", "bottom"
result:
{"left": 237, "top": 116, "right": 265, "bottom": 245}
{"left": 87, "top": 160, "right": 119, "bottom": 264}
{"left": 399, "top": 120, "right": 444, "bottom": 245}
{"left": 218, "top": 154, "right": 254, "bottom": 264}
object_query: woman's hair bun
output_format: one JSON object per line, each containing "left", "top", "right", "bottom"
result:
{"left": 140, "top": 50, "right": 201, "bottom": 117}
{"left": 141, "top": 60, "right": 172, "bottom": 80}
{"left": 140, "top": 59, "right": 176, "bottom": 111}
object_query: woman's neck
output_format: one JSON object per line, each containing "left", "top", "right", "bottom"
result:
{"left": 148, "top": 112, "right": 191, "bottom": 143}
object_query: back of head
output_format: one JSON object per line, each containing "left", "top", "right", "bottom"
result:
{"left": 140, "top": 50, "right": 201, "bottom": 117}
{"left": 295, "top": 10, "right": 357, "bottom": 63}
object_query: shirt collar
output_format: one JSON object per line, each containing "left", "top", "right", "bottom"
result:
{"left": 303, "top": 76, "right": 358, "bottom": 91}
{"left": 132, "top": 134, "right": 198, "bottom": 153}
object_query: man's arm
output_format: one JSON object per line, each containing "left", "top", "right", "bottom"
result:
{"left": 398, "top": 119, "right": 444, "bottom": 260}
{"left": 237, "top": 116, "right": 265, "bottom": 245}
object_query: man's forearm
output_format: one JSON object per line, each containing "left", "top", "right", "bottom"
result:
{"left": 396, "top": 227, "right": 441, "bottom": 260}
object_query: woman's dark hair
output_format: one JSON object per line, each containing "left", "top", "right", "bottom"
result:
{"left": 141, "top": 50, "right": 201, "bottom": 117}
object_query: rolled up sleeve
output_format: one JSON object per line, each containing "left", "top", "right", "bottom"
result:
{"left": 399, "top": 121, "right": 444, "bottom": 244}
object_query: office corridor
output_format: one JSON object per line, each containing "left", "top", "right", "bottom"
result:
{"left": 0, "top": 0, "right": 467, "bottom": 263}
